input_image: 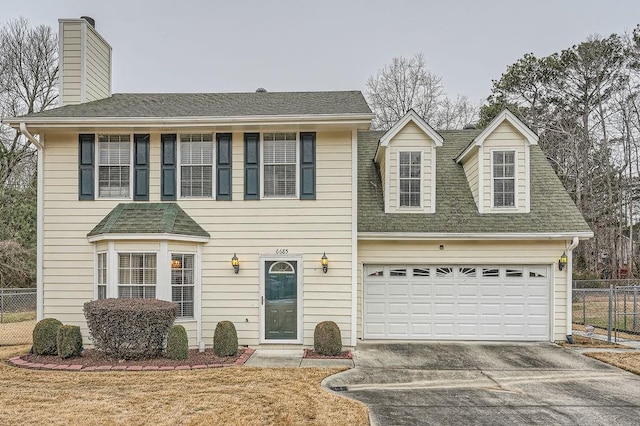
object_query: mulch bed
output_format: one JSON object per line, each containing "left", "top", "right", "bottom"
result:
{"left": 10, "top": 348, "right": 254, "bottom": 371}
{"left": 303, "top": 349, "right": 352, "bottom": 359}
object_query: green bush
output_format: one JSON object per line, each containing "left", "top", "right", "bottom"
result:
{"left": 165, "top": 325, "right": 189, "bottom": 360}
{"left": 56, "top": 325, "right": 83, "bottom": 358}
{"left": 314, "top": 321, "right": 342, "bottom": 356}
{"left": 83, "top": 298, "right": 177, "bottom": 360}
{"left": 213, "top": 321, "right": 238, "bottom": 357}
{"left": 32, "top": 318, "right": 63, "bottom": 355}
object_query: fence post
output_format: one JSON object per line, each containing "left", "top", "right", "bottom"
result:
{"left": 624, "top": 290, "right": 628, "bottom": 331}
{"left": 634, "top": 287, "right": 638, "bottom": 333}
{"left": 608, "top": 284, "right": 613, "bottom": 343}
{"left": 0, "top": 288, "right": 3, "bottom": 324}
{"left": 582, "top": 291, "right": 586, "bottom": 325}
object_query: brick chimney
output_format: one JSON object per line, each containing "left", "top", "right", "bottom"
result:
{"left": 58, "top": 17, "right": 112, "bottom": 106}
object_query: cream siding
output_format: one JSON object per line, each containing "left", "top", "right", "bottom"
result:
{"left": 41, "top": 130, "right": 354, "bottom": 348}
{"left": 383, "top": 122, "right": 435, "bottom": 213}
{"left": 481, "top": 121, "right": 529, "bottom": 212}
{"left": 357, "top": 239, "right": 569, "bottom": 342}
{"left": 59, "top": 19, "right": 111, "bottom": 106}
{"left": 84, "top": 26, "right": 111, "bottom": 102}
{"left": 60, "top": 22, "right": 82, "bottom": 105}
{"left": 461, "top": 150, "right": 480, "bottom": 206}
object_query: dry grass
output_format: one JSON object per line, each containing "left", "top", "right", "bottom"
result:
{"left": 0, "top": 345, "right": 369, "bottom": 426}
{"left": 559, "top": 335, "right": 628, "bottom": 348}
{"left": 0, "top": 311, "right": 36, "bottom": 323}
{"left": 585, "top": 352, "right": 640, "bottom": 376}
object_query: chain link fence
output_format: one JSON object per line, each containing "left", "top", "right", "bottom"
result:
{"left": 573, "top": 282, "right": 640, "bottom": 342}
{"left": 0, "top": 288, "right": 36, "bottom": 346}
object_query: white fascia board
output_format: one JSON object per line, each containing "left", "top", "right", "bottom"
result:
{"left": 379, "top": 110, "right": 443, "bottom": 147}
{"left": 4, "top": 113, "right": 375, "bottom": 129}
{"left": 358, "top": 231, "right": 594, "bottom": 241}
{"left": 456, "top": 109, "right": 539, "bottom": 163}
{"left": 87, "top": 233, "right": 210, "bottom": 243}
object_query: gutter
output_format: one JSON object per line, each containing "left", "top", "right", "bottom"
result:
{"left": 566, "top": 236, "right": 580, "bottom": 339}
{"left": 358, "top": 232, "right": 594, "bottom": 241}
{"left": 18, "top": 123, "right": 44, "bottom": 321}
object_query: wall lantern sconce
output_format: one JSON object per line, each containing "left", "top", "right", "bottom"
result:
{"left": 231, "top": 253, "right": 240, "bottom": 274}
{"left": 321, "top": 252, "right": 328, "bottom": 273}
{"left": 171, "top": 259, "right": 182, "bottom": 269}
{"left": 558, "top": 252, "right": 568, "bottom": 271}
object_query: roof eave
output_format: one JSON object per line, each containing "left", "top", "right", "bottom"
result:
{"left": 358, "top": 231, "right": 594, "bottom": 241}
{"left": 4, "top": 113, "right": 375, "bottom": 129}
{"left": 87, "top": 233, "right": 210, "bottom": 243}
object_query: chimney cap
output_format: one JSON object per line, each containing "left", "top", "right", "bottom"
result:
{"left": 81, "top": 16, "right": 95, "bottom": 28}
{"left": 256, "top": 88, "right": 267, "bottom": 93}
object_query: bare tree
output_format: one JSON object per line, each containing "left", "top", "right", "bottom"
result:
{"left": 366, "top": 53, "right": 445, "bottom": 130}
{"left": 434, "top": 95, "right": 479, "bottom": 130}
{"left": 0, "top": 17, "right": 58, "bottom": 188}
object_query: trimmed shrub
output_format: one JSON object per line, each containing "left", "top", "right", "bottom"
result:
{"left": 56, "top": 325, "right": 83, "bottom": 358}
{"left": 165, "top": 325, "right": 189, "bottom": 360}
{"left": 314, "top": 321, "right": 342, "bottom": 356}
{"left": 33, "top": 318, "right": 63, "bottom": 355}
{"left": 83, "top": 298, "right": 177, "bottom": 360}
{"left": 213, "top": 321, "right": 238, "bottom": 357}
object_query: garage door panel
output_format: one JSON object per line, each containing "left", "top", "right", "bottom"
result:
{"left": 363, "top": 265, "right": 550, "bottom": 341}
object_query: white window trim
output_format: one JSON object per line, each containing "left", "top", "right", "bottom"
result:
{"left": 260, "top": 132, "right": 300, "bottom": 199}
{"left": 396, "top": 149, "right": 424, "bottom": 211}
{"left": 177, "top": 133, "right": 216, "bottom": 200}
{"left": 95, "top": 133, "right": 134, "bottom": 200}
{"left": 169, "top": 249, "right": 199, "bottom": 321}
{"left": 94, "top": 251, "right": 107, "bottom": 300}
{"left": 259, "top": 254, "right": 304, "bottom": 344}
{"left": 490, "top": 148, "right": 518, "bottom": 211}
{"left": 95, "top": 242, "right": 201, "bottom": 322}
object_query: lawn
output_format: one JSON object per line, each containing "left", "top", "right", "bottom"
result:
{"left": 586, "top": 352, "right": 640, "bottom": 376}
{"left": 0, "top": 345, "right": 369, "bottom": 425}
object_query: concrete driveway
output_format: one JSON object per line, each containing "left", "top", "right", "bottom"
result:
{"left": 324, "top": 342, "right": 640, "bottom": 425}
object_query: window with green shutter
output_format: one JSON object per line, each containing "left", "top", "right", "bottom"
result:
{"left": 216, "top": 133, "right": 232, "bottom": 200}
{"left": 161, "top": 134, "right": 177, "bottom": 200}
{"left": 78, "top": 134, "right": 95, "bottom": 200}
{"left": 134, "top": 134, "right": 150, "bottom": 201}
{"left": 244, "top": 133, "right": 260, "bottom": 200}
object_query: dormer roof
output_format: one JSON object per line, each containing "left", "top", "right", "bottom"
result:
{"left": 455, "top": 109, "right": 538, "bottom": 163}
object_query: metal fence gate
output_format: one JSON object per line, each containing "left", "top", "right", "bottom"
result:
{"left": 572, "top": 283, "right": 640, "bottom": 343}
{"left": 0, "top": 288, "right": 36, "bottom": 346}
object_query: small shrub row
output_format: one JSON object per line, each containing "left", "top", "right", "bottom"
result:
{"left": 32, "top": 318, "right": 83, "bottom": 358}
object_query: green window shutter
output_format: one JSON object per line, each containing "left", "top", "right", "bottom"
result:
{"left": 134, "top": 134, "right": 150, "bottom": 201}
{"left": 78, "top": 134, "right": 95, "bottom": 200}
{"left": 161, "top": 134, "right": 177, "bottom": 201}
{"left": 216, "top": 133, "right": 232, "bottom": 200}
{"left": 300, "top": 132, "right": 316, "bottom": 200}
{"left": 244, "top": 133, "right": 260, "bottom": 200}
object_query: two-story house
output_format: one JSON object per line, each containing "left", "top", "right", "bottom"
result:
{"left": 4, "top": 17, "right": 592, "bottom": 349}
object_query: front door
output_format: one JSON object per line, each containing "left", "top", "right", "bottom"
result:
{"left": 264, "top": 260, "right": 298, "bottom": 340}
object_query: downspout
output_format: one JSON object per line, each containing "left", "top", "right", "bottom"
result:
{"left": 19, "top": 123, "right": 44, "bottom": 320}
{"left": 566, "top": 236, "right": 579, "bottom": 339}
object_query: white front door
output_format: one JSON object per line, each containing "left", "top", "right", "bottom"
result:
{"left": 363, "top": 265, "right": 550, "bottom": 341}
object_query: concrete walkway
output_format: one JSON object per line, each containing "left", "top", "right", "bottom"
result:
{"left": 244, "top": 349, "right": 354, "bottom": 368}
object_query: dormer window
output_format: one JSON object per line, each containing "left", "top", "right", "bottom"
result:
{"left": 492, "top": 150, "right": 516, "bottom": 208}
{"left": 399, "top": 151, "right": 422, "bottom": 208}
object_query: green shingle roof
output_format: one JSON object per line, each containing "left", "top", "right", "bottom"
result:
{"left": 358, "top": 130, "right": 592, "bottom": 234}
{"left": 16, "top": 91, "right": 372, "bottom": 119}
{"left": 88, "top": 203, "right": 209, "bottom": 238}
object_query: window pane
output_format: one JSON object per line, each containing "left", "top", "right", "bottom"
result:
{"left": 264, "top": 134, "right": 297, "bottom": 197}
{"left": 98, "top": 135, "right": 131, "bottom": 198}
{"left": 171, "top": 254, "right": 195, "bottom": 318}
{"left": 399, "top": 151, "right": 421, "bottom": 207}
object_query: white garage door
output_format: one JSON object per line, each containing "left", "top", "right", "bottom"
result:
{"left": 363, "top": 265, "right": 550, "bottom": 341}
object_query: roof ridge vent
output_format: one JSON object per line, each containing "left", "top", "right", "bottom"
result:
{"left": 463, "top": 123, "right": 476, "bottom": 130}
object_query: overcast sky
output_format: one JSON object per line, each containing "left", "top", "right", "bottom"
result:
{"left": 2, "top": 0, "right": 640, "bottom": 104}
